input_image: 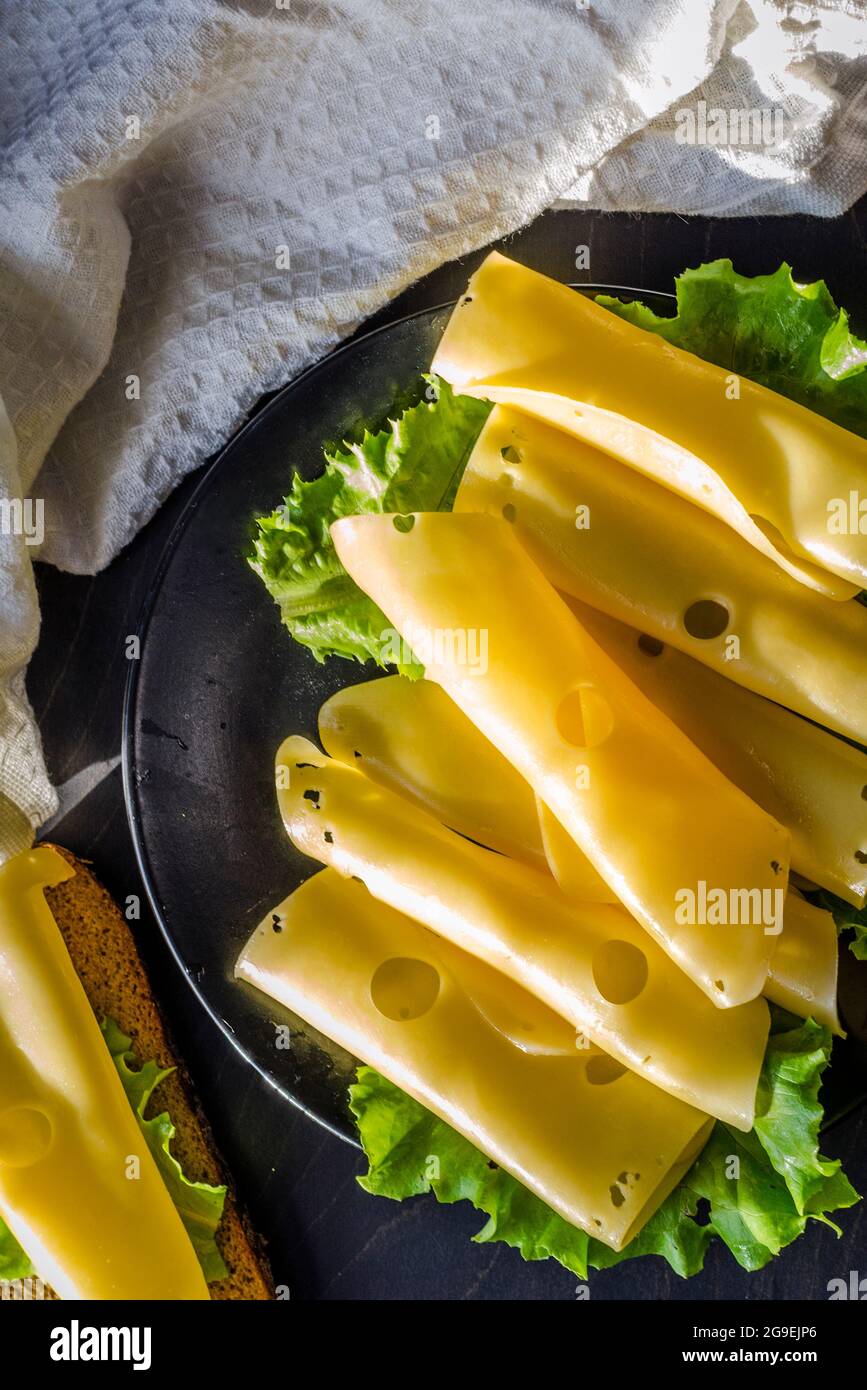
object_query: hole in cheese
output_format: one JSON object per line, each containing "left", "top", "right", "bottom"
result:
{"left": 500, "top": 444, "right": 522, "bottom": 464}
{"left": 585, "top": 1055, "right": 627, "bottom": 1086}
{"left": 637, "top": 633, "right": 664, "bottom": 657}
{"left": 392, "top": 514, "right": 415, "bottom": 533}
{"left": 683, "top": 599, "right": 729, "bottom": 640}
{"left": 502, "top": 502, "right": 516, "bottom": 523}
{"left": 855, "top": 850, "right": 867, "bottom": 865}
{"left": 0, "top": 1105, "right": 53, "bottom": 1168}
{"left": 556, "top": 685, "right": 615, "bottom": 749}
{"left": 592, "top": 939, "right": 648, "bottom": 1004}
{"left": 861, "top": 786, "right": 867, "bottom": 801}
{"left": 371, "top": 958, "right": 440, "bottom": 1022}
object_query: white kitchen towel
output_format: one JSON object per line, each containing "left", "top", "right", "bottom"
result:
{"left": 1, "top": 0, "right": 866, "bottom": 858}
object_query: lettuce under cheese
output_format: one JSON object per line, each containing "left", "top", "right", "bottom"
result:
{"left": 252, "top": 259, "right": 866, "bottom": 1279}
{"left": 811, "top": 890, "right": 867, "bottom": 962}
{"left": 250, "top": 262, "right": 867, "bottom": 678}
{"left": 350, "top": 1010, "right": 858, "bottom": 1280}
{"left": 249, "top": 379, "right": 490, "bottom": 677}
{"left": 0, "top": 1020, "right": 227, "bottom": 1286}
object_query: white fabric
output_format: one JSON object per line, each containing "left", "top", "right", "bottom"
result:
{"left": 1, "top": 0, "right": 865, "bottom": 857}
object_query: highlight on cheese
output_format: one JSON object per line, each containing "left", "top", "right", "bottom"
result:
{"left": 0, "top": 848, "right": 225, "bottom": 1300}
{"left": 246, "top": 251, "right": 867, "bottom": 1280}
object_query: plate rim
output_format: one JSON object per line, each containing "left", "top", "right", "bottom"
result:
{"left": 121, "top": 282, "right": 677, "bottom": 1146}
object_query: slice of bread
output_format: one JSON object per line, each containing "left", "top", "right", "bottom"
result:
{"left": 42, "top": 843, "right": 274, "bottom": 1301}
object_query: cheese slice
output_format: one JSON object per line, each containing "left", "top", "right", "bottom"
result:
{"left": 236, "top": 867, "right": 714, "bottom": 1250}
{"left": 0, "top": 847, "right": 209, "bottom": 1301}
{"left": 276, "top": 736, "right": 769, "bottom": 1127}
{"left": 319, "top": 676, "right": 545, "bottom": 868}
{"left": 565, "top": 599, "right": 867, "bottom": 907}
{"left": 432, "top": 251, "right": 867, "bottom": 598}
{"left": 455, "top": 406, "right": 867, "bottom": 745}
{"left": 536, "top": 798, "right": 618, "bottom": 904}
{"left": 767, "top": 894, "right": 842, "bottom": 1035}
{"left": 462, "top": 386, "right": 858, "bottom": 602}
{"left": 332, "top": 511, "right": 790, "bottom": 1007}
{"left": 316, "top": 671, "right": 846, "bottom": 1031}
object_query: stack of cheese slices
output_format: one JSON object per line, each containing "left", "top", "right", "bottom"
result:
{"left": 236, "top": 254, "right": 867, "bottom": 1255}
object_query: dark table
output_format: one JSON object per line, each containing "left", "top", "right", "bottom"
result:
{"left": 30, "top": 207, "right": 867, "bottom": 1301}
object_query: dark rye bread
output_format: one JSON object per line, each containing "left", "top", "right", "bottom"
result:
{"left": 42, "top": 844, "right": 273, "bottom": 1301}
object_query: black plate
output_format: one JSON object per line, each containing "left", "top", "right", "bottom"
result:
{"left": 123, "top": 286, "right": 867, "bottom": 1144}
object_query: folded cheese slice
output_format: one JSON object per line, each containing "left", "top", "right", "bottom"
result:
{"left": 317, "top": 675, "right": 844, "bottom": 1029}
{"left": 236, "top": 867, "right": 714, "bottom": 1250}
{"left": 767, "top": 894, "right": 842, "bottom": 1036}
{"left": 565, "top": 599, "right": 867, "bottom": 907}
{"left": 319, "top": 675, "right": 545, "bottom": 868}
{"left": 276, "top": 736, "right": 769, "bottom": 1127}
{"left": 536, "top": 798, "right": 618, "bottom": 904}
{"left": 321, "top": 674, "right": 613, "bottom": 897}
{"left": 0, "top": 847, "right": 209, "bottom": 1301}
{"left": 331, "top": 511, "right": 790, "bottom": 1007}
{"left": 455, "top": 406, "right": 867, "bottom": 745}
{"left": 432, "top": 251, "right": 867, "bottom": 597}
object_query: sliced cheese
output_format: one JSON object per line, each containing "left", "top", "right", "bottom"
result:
{"left": 465, "top": 386, "right": 858, "bottom": 602}
{"left": 0, "top": 847, "right": 209, "bottom": 1301}
{"left": 236, "top": 867, "right": 714, "bottom": 1250}
{"left": 432, "top": 251, "right": 867, "bottom": 597}
{"left": 276, "top": 736, "right": 769, "bottom": 1128}
{"left": 456, "top": 406, "right": 867, "bottom": 745}
{"left": 332, "top": 511, "right": 790, "bottom": 1007}
{"left": 565, "top": 598, "right": 867, "bottom": 907}
{"left": 766, "top": 894, "right": 842, "bottom": 1035}
{"left": 319, "top": 675, "right": 545, "bottom": 868}
{"left": 536, "top": 797, "right": 617, "bottom": 903}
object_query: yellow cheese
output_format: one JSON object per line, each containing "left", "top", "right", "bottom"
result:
{"left": 456, "top": 406, "right": 867, "bottom": 745}
{"left": 767, "top": 894, "right": 842, "bottom": 1035}
{"left": 463, "top": 386, "right": 859, "bottom": 601}
{"left": 565, "top": 598, "right": 867, "bottom": 907}
{"left": 0, "top": 847, "right": 209, "bottom": 1300}
{"left": 316, "top": 668, "right": 846, "bottom": 1031}
{"left": 236, "top": 867, "right": 714, "bottom": 1250}
{"left": 432, "top": 252, "right": 867, "bottom": 598}
{"left": 319, "top": 676, "right": 545, "bottom": 868}
{"left": 536, "top": 798, "right": 618, "bottom": 903}
{"left": 331, "top": 511, "right": 790, "bottom": 1007}
{"left": 319, "top": 672, "right": 848, "bottom": 1029}
{"left": 276, "top": 736, "right": 769, "bottom": 1128}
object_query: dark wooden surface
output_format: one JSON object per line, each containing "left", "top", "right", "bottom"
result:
{"left": 29, "top": 207, "right": 867, "bottom": 1300}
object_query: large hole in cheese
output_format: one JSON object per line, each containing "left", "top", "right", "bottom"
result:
{"left": 555, "top": 685, "right": 615, "bottom": 748}
{"left": 370, "top": 958, "right": 440, "bottom": 1021}
{"left": 0, "top": 1105, "right": 54, "bottom": 1167}
{"left": 592, "top": 939, "right": 649, "bottom": 1004}
{"left": 683, "top": 598, "right": 730, "bottom": 640}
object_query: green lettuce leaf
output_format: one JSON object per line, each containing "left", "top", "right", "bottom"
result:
{"left": 597, "top": 259, "right": 867, "bottom": 434}
{"left": 252, "top": 261, "right": 867, "bottom": 675}
{"left": 0, "top": 1018, "right": 227, "bottom": 1287}
{"left": 811, "top": 889, "right": 867, "bottom": 961}
{"left": 349, "top": 1011, "right": 858, "bottom": 1281}
{"left": 248, "top": 378, "right": 491, "bottom": 675}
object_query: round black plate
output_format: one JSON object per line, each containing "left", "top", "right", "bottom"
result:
{"left": 126, "top": 282, "right": 864, "bottom": 1145}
